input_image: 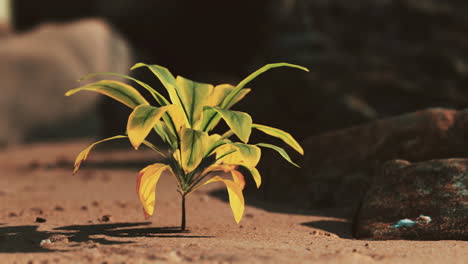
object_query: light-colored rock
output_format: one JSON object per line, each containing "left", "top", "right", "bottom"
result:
{"left": 0, "top": 18, "right": 132, "bottom": 145}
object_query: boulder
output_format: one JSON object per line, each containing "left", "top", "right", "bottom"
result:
{"left": 354, "top": 159, "right": 468, "bottom": 240}
{"left": 0, "top": 19, "right": 131, "bottom": 145}
{"left": 257, "top": 108, "right": 468, "bottom": 208}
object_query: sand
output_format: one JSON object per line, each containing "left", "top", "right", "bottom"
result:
{"left": 0, "top": 141, "right": 466, "bottom": 263}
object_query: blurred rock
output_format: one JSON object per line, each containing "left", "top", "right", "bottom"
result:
{"left": 354, "top": 159, "right": 468, "bottom": 240}
{"left": 257, "top": 108, "right": 468, "bottom": 207}
{"left": 245, "top": 0, "right": 468, "bottom": 140}
{"left": 0, "top": 19, "right": 131, "bottom": 146}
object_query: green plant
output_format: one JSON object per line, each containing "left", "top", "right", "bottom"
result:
{"left": 66, "top": 62, "right": 308, "bottom": 230}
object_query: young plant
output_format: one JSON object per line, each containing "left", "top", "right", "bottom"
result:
{"left": 66, "top": 62, "right": 308, "bottom": 230}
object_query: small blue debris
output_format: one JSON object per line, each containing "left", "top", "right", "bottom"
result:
{"left": 392, "top": 219, "right": 416, "bottom": 228}
{"left": 392, "top": 215, "right": 431, "bottom": 228}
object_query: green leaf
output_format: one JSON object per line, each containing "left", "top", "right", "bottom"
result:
{"left": 205, "top": 107, "right": 252, "bottom": 143}
{"left": 201, "top": 87, "right": 250, "bottom": 132}
{"left": 256, "top": 143, "right": 300, "bottom": 168}
{"left": 127, "top": 105, "right": 173, "bottom": 149}
{"left": 79, "top": 72, "right": 171, "bottom": 106}
{"left": 131, "top": 63, "right": 190, "bottom": 126}
{"left": 176, "top": 76, "right": 214, "bottom": 128}
{"left": 252, "top": 124, "right": 304, "bottom": 155}
{"left": 153, "top": 120, "right": 177, "bottom": 148}
{"left": 65, "top": 80, "right": 149, "bottom": 109}
{"left": 216, "top": 143, "right": 261, "bottom": 168}
{"left": 180, "top": 127, "right": 209, "bottom": 173}
{"left": 221, "top": 63, "right": 309, "bottom": 109}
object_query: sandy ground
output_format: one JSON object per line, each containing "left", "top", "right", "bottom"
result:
{"left": 0, "top": 141, "right": 466, "bottom": 263}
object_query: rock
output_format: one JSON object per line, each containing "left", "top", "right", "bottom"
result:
{"left": 0, "top": 18, "right": 131, "bottom": 145}
{"left": 354, "top": 159, "right": 468, "bottom": 240}
{"left": 99, "top": 215, "right": 111, "bottom": 222}
{"left": 258, "top": 108, "right": 468, "bottom": 207}
{"left": 35, "top": 217, "right": 47, "bottom": 223}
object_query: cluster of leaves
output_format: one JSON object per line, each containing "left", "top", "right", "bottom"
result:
{"left": 66, "top": 62, "right": 307, "bottom": 225}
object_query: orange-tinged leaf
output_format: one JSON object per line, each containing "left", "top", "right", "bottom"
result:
{"left": 136, "top": 163, "right": 171, "bottom": 217}
{"left": 73, "top": 135, "right": 127, "bottom": 175}
{"left": 202, "top": 164, "right": 246, "bottom": 190}
{"left": 65, "top": 80, "right": 149, "bottom": 109}
{"left": 127, "top": 105, "right": 173, "bottom": 149}
{"left": 203, "top": 176, "right": 245, "bottom": 223}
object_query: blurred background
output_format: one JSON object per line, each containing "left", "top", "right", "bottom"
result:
{"left": 0, "top": 0, "right": 467, "bottom": 146}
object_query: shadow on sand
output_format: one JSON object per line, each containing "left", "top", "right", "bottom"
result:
{"left": 209, "top": 188, "right": 355, "bottom": 239}
{"left": 0, "top": 222, "right": 212, "bottom": 253}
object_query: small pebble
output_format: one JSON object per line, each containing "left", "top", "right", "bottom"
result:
{"left": 35, "top": 217, "right": 47, "bottom": 223}
{"left": 100, "top": 215, "right": 112, "bottom": 222}
{"left": 40, "top": 239, "right": 52, "bottom": 247}
{"left": 80, "top": 206, "right": 88, "bottom": 211}
{"left": 92, "top": 201, "right": 100, "bottom": 207}
{"left": 8, "top": 212, "right": 18, "bottom": 217}
{"left": 54, "top": 206, "right": 64, "bottom": 211}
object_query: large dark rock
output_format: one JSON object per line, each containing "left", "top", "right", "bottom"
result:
{"left": 354, "top": 159, "right": 468, "bottom": 240}
{"left": 256, "top": 108, "right": 468, "bottom": 208}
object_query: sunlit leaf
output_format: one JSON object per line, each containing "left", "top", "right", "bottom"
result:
{"left": 127, "top": 105, "right": 173, "bottom": 149}
{"left": 252, "top": 124, "right": 304, "bottom": 155}
{"left": 131, "top": 63, "right": 190, "bottom": 126}
{"left": 72, "top": 135, "right": 127, "bottom": 175}
{"left": 79, "top": 72, "right": 171, "bottom": 106}
{"left": 256, "top": 143, "right": 299, "bottom": 168}
{"left": 180, "top": 127, "right": 209, "bottom": 173}
{"left": 203, "top": 176, "right": 245, "bottom": 223}
{"left": 240, "top": 165, "right": 261, "bottom": 188}
{"left": 201, "top": 87, "right": 250, "bottom": 132}
{"left": 176, "top": 76, "right": 214, "bottom": 128}
{"left": 136, "top": 163, "right": 171, "bottom": 217}
{"left": 221, "top": 62, "right": 309, "bottom": 109}
{"left": 216, "top": 143, "right": 261, "bottom": 167}
{"left": 205, "top": 107, "right": 252, "bottom": 143}
{"left": 65, "top": 80, "right": 149, "bottom": 109}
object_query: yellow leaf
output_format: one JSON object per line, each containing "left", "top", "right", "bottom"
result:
{"left": 241, "top": 166, "right": 261, "bottom": 188}
{"left": 176, "top": 76, "right": 214, "bottom": 128}
{"left": 202, "top": 164, "right": 246, "bottom": 190}
{"left": 127, "top": 105, "right": 173, "bottom": 149}
{"left": 65, "top": 80, "right": 149, "bottom": 109}
{"left": 203, "top": 176, "right": 245, "bottom": 223}
{"left": 216, "top": 143, "right": 261, "bottom": 167}
{"left": 180, "top": 127, "right": 209, "bottom": 173}
{"left": 136, "top": 163, "right": 171, "bottom": 217}
{"left": 252, "top": 124, "right": 304, "bottom": 155}
{"left": 73, "top": 135, "right": 127, "bottom": 175}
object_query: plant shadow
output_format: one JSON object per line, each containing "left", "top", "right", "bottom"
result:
{"left": 209, "top": 188, "right": 355, "bottom": 239}
{"left": 0, "top": 222, "right": 212, "bottom": 253}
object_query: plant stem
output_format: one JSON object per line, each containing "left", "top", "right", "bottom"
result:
{"left": 181, "top": 194, "right": 186, "bottom": 231}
